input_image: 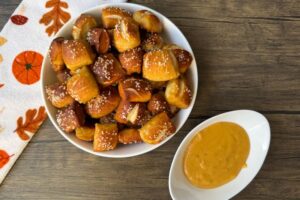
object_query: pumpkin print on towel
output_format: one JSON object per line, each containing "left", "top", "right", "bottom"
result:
{"left": 12, "top": 51, "right": 43, "bottom": 85}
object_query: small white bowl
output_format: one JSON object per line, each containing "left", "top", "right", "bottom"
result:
{"left": 41, "top": 3, "right": 198, "bottom": 158}
{"left": 169, "top": 110, "right": 270, "bottom": 200}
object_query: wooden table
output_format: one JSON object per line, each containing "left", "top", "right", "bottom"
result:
{"left": 1, "top": 0, "right": 299, "bottom": 199}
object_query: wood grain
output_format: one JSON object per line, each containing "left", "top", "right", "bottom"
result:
{"left": 0, "top": 0, "right": 300, "bottom": 199}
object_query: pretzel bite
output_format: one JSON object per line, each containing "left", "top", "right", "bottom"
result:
{"left": 114, "top": 100, "right": 149, "bottom": 125}
{"left": 164, "top": 44, "right": 193, "bottom": 73}
{"left": 62, "top": 40, "right": 95, "bottom": 71}
{"left": 46, "top": 83, "right": 74, "bottom": 108}
{"left": 118, "top": 128, "right": 142, "bottom": 144}
{"left": 67, "top": 66, "right": 99, "bottom": 103}
{"left": 72, "top": 14, "right": 98, "bottom": 40}
{"left": 91, "top": 53, "right": 125, "bottom": 86}
{"left": 114, "top": 100, "right": 135, "bottom": 124}
{"left": 102, "top": 7, "right": 132, "bottom": 29}
{"left": 142, "top": 33, "right": 164, "bottom": 52}
{"left": 143, "top": 49, "right": 179, "bottom": 81}
{"left": 139, "top": 112, "right": 176, "bottom": 144}
{"left": 147, "top": 93, "right": 170, "bottom": 115}
{"left": 56, "top": 102, "right": 85, "bottom": 133}
{"left": 133, "top": 10, "right": 162, "bottom": 33}
{"left": 56, "top": 69, "right": 71, "bottom": 83}
{"left": 126, "top": 103, "right": 151, "bottom": 126}
{"left": 49, "top": 37, "right": 65, "bottom": 72}
{"left": 87, "top": 28, "right": 110, "bottom": 54}
{"left": 172, "top": 49, "right": 193, "bottom": 73}
{"left": 165, "top": 76, "right": 192, "bottom": 108}
{"left": 118, "top": 77, "right": 152, "bottom": 102}
{"left": 75, "top": 126, "right": 95, "bottom": 141}
{"left": 119, "top": 47, "right": 143, "bottom": 75}
{"left": 85, "top": 86, "right": 120, "bottom": 118}
{"left": 113, "top": 19, "right": 141, "bottom": 52}
{"left": 93, "top": 123, "right": 118, "bottom": 152}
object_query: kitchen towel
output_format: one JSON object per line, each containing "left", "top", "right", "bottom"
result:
{"left": 0, "top": 0, "right": 126, "bottom": 184}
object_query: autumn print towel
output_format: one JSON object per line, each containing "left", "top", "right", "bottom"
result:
{"left": 0, "top": 0, "right": 126, "bottom": 184}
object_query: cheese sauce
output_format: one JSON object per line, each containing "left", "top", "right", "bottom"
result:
{"left": 183, "top": 122, "right": 250, "bottom": 189}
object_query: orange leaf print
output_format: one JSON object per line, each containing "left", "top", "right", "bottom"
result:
{"left": 0, "top": 83, "right": 4, "bottom": 88}
{"left": 14, "top": 106, "right": 47, "bottom": 141}
{"left": 0, "top": 150, "right": 14, "bottom": 169}
{"left": 0, "top": 54, "right": 3, "bottom": 64}
{"left": 0, "top": 36, "right": 7, "bottom": 46}
{"left": 12, "top": 51, "right": 43, "bottom": 85}
{"left": 39, "top": 0, "right": 71, "bottom": 36}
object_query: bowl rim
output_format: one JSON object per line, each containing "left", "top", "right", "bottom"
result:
{"left": 40, "top": 2, "right": 198, "bottom": 158}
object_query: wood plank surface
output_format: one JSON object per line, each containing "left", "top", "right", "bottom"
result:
{"left": 0, "top": 0, "right": 299, "bottom": 199}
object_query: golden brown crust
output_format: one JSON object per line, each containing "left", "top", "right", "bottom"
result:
{"left": 142, "top": 49, "right": 179, "bottom": 81}
{"left": 87, "top": 28, "right": 110, "bottom": 54}
{"left": 102, "top": 7, "right": 132, "bottom": 29}
{"left": 93, "top": 123, "right": 118, "bottom": 152}
{"left": 114, "top": 100, "right": 136, "bottom": 124}
{"left": 139, "top": 112, "right": 176, "bottom": 144}
{"left": 85, "top": 86, "right": 120, "bottom": 118}
{"left": 56, "top": 102, "right": 85, "bottom": 133}
{"left": 142, "top": 33, "right": 164, "bottom": 52}
{"left": 165, "top": 76, "right": 192, "bottom": 108}
{"left": 46, "top": 83, "right": 74, "bottom": 108}
{"left": 67, "top": 66, "right": 99, "bottom": 103}
{"left": 49, "top": 37, "right": 65, "bottom": 72}
{"left": 126, "top": 103, "right": 151, "bottom": 126}
{"left": 72, "top": 14, "right": 98, "bottom": 40}
{"left": 119, "top": 46, "right": 143, "bottom": 75}
{"left": 147, "top": 93, "right": 170, "bottom": 115}
{"left": 163, "top": 45, "right": 193, "bottom": 73}
{"left": 133, "top": 10, "right": 162, "bottom": 33}
{"left": 172, "top": 49, "right": 193, "bottom": 73}
{"left": 113, "top": 19, "right": 141, "bottom": 52}
{"left": 91, "top": 53, "right": 125, "bottom": 86}
{"left": 62, "top": 40, "right": 95, "bottom": 71}
{"left": 118, "top": 128, "right": 142, "bottom": 144}
{"left": 118, "top": 77, "right": 152, "bottom": 102}
{"left": 75, "top": 126, "right": 95, "bottom": 141}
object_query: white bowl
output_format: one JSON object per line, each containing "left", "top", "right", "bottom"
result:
{"left": 41, "top": 3, "right": 198, "bottom": 158}
{"left": 169, "top": 110, "right": 271, "bottom": 200}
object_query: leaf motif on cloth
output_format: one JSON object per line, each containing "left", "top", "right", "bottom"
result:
{"left": 10, "top": 15, "right": 28, "bottom": 25}
{"left": 39, "top": 0, "right": 71, "bottom": 36}
{"left": 0, "top": 36, "right": 7, "bottom": 46}
{"left": 12, "top": 51, "right": 43, "bottom": 85}
{"left": 0, "top": 107, "right": 5, "bottom": 133}
{"left": 0, "top": 150, "right": 14, "bottom": 169}
{"left": 14, "top": 106, "right": 47, "bottom": 141}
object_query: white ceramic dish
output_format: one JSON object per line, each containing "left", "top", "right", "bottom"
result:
{"left": 41, "top": 3, "right": 198, "bottom": 158}
{"left": 169, "top": 110, "right": 270, "bottom": 200}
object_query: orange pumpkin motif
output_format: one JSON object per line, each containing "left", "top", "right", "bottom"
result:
{"left": 0, "top": 150, "right": 13, "bottom": 169}
{"left": 12, "top": 51, "right": 43, "bottom": 85}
